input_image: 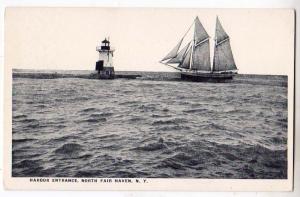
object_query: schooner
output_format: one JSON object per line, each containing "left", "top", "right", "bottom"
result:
{"left": 160, "top": 16, "right": 238, "bottom": 82}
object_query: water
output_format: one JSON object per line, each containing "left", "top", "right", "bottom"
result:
{"left": 12, "top": 70, "right": 288, "bottom": 178}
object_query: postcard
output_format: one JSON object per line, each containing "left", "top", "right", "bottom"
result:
{"left": 3, "top": 7, "right": 294, "bottom": 191}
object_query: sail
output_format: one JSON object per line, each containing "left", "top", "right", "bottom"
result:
{"left": 194, "top": 17, "right": 209, "bottom": 44}
{"left": 189, "top": 17, "right": 211, "bottom": 71}
{"left": 167, "top": 42, "right": 190, "bottom": 64}
{"left": 179, "top": 47, "right": 192, "bottom": 69}
{"left": 191, "top": 40, "right": 211, "bottom": 71}
{"left": 161, "top": 38, "right": 183, "bottom": 61}
{"left": 215, "top": 17, "right": 229, "bottom": 44}
{"left": 213, "top": 17, "right": 237, "bottom": 71}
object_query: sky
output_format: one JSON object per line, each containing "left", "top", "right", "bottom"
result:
{"left": 5, "top": 8, "right": 294, "bottom": 75}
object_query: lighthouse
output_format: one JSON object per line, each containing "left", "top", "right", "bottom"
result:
{"left": 95, "top": 38, "right": 115, "bottom": 79}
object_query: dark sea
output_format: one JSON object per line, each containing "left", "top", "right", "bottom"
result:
{"left": 12, "top": 70, "right": 288, "bottom": 179}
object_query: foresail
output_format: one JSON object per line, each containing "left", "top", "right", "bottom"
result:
{"left": 167, "top": 42, "right": 190, "bottom": 64}
{"left": 213, "top": 39, "right": 237, "bottom": 71}
{"left": 161, "top": 38, "right": 183, "bottom": 61}
{"left": 191, "top": 40, "right": 211, "bottom": 71}
{"left": 194, "top": 17, "right": 209, "bottom": 44}
{"left": 179, "top": 47, "right": 192, "bottom": 69}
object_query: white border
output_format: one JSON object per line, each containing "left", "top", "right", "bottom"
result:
{"left": 1, "top": 0, "right": 299, "bottom": 196}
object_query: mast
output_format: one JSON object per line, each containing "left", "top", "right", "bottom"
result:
{"left": 212, "top": 17, "right": 237, "bottom": 72}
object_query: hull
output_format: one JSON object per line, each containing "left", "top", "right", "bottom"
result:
{"left": 180, "top": 71, "right": 236, "bottom": 82}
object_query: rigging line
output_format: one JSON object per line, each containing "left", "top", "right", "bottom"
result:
{"left": 160, "top": 17, "right": 194, "bottom": 62}
{"left": 181, "top": 18, "right": 195, "bottom": 40}
{"left": 164, "top": 63, "right": 183, "bottom": 71}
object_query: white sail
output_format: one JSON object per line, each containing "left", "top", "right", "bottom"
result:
{"left": 212, "top": 17, "right": 237, "bottom": 72}
{"left": 167, "top": 42, "right": 190, "bottom": 64}
{"left": 179, "top": 46, "right": 192, "bottom": 69}
{"left": 161, "top": 38, "right": 183, "bottom": 61}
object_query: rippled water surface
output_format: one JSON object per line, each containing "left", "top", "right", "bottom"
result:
{"left": 12, "top": 71, "right": 288, "bottom": 178}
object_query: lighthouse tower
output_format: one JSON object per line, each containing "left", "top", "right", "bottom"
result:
{"left": 95, "top": 38, "right": 115, "bottom": 79}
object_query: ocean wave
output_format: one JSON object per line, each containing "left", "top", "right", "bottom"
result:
{"left": 199, "top": 123, "right": 227, "bottom": 131}
{"left": 119, "top": 101, "right": 140, "bottom": 106}
{"left": 151, "top": 114, "right": 172, "bottom": 118}
{"left": 268, "top": 136, "right": 287, "bottom": 144}
{"left": 77, "top": 117, "right": 107, "bottom": 123}
{"left": 183, "top": 108, "right": 209, "bottom": 114}
{"left": 13, "top": 114, "right": 27, "bottom": 119}
{"left": 158, "top": 158, "right": 185, "bottom": 170}
{"left": 95, "top": 134, "right": 119, "bottom": 140}
{"left": 45, "top": 135, "right": 78, "bottom": 144}
{"left": 12, "top": 138, "right": 37, "bottom": 143}
{"left": 135, "top": 142, "right": 167, "bottom": 151}
{"left": 159, "top": 125, "right": 191, "bottom": 131}
{"left": 12, "top": 72, "right": 288, "bottom": 178}
{"left": 18, "top": 118, "right": 38, "bottom": 123}
{"left": 90, "top": 112, "right": 113, "bottom": 118}
{"left": 138, "top": 104, "right": 157, "bottom": 112}
{"left": 79, "top": 107, "right": 98, "bottom": 113}
{"left": 128, "top": 116, "right": 145, "bottom": 122}
{"left": 13, "top": 159, "right": 41, "bottom": 169}
{"left": 152, "top": 118, "right": 187, "bottom": 126}
{"left": 134, "top": 138, "right": 167, "bottom": 151}
{"left": 54, "top": 143, "right": 84, "bottom": 156}
{"left": 75, "top": 170, "right": 104, "bottom": 177}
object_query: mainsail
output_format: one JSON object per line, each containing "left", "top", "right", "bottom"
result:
{"left": 212, "top": 17, "right": 237, "bottom": 72}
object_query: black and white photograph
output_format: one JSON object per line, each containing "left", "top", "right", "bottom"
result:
{"left": 4, "top": 7, "right": 294, "bottom": 191}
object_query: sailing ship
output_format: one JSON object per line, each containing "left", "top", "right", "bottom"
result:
{"left": 160, "top": 16, "right": 238, "bottom": 82}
